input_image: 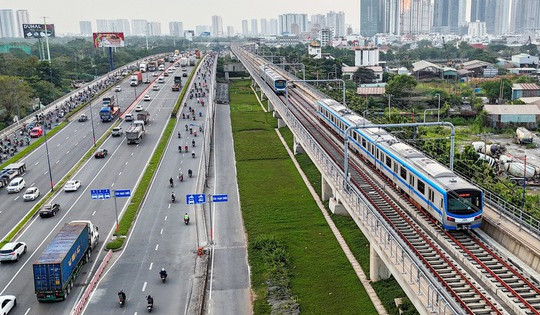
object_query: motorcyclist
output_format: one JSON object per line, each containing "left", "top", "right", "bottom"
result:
{"left": 118, "top": 290, "right": 126, "bottom": 303}
{"left": 191, "top": 151, "right": 195, "bottom": 158}
{"left": 169, "top": 177, "right": 174, "bottom": 187}
{"left": 184, "top": 213, "right": 190, "bottom": 223}
{"left": 171, "top": 192, "right": 176, "bottom": 203}
{"left": 179, "top": 172, "right": 183, "bottom": 182}
{"left": 188, "top": 169, "right": 192, "bottom": 178}
{"left": 192, "top": 139, "right": 195, "bottom": 147}
{"left": 147, "top": 295, "right": 154, "bottom": 307}
{"left": 160, "top": 268, "right": 167, "bottom": 279}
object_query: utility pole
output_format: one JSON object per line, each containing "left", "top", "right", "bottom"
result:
{"left": 43, "top": 17, "right": 51, "bottom": 63}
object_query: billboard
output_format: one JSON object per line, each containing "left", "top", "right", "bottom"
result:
{"left": 93, "top": 32, "right": 125, "bottom": 48}
{"left": 23, "top": 24, "right": 55, "bottom": 39}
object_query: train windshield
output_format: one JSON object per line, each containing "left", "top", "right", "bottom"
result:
{"left": 275, "top": 80, "right": 286, "bottom": 89}
{"left": 447, "top": 190, "right": 482, "bottom": 215}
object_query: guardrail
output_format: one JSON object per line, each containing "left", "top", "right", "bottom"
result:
{"left": 233, "top": 46, "right": 462, "bottom": 314}
{"left": 73, "top": 249, "right": 113, "bottom": 315}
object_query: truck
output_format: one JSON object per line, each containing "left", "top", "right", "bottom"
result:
{"left": 130, "top": 71, "right": 143, "bottom": 87}
{"left": 33, "top": 221, "right": 99, "bottom": 301}
{"left": 139, "top": 62, "right": 147, "bottom": 72}
{"left": 180, "top": 57, "right": 188, "bottom": 67}
{"left": 99, "top": 97, "right": 119, "bottom": 122}
{"left": 195, "top": 50, "right": 201, "bottom": 58}
{"left": 157, "top": 58, "right": 165, "bottom": 67}
{"left": 172, "top": 76, "right": 182, "bottom": 91}
{"left": 136, "top": 110, "right": 150, "bottom": 125}
{"left": 189, "top": 56, "right": 196, "bottom": 66}
{"left": 126, "top": 120, "right": 146, "bottom": 144}
{"left": 516, "top": 127, "right": 534, "bottom": 144}
{"left": 147, "top": 61, "right": 157, "bottom": 72}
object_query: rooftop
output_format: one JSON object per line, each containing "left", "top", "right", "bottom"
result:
{"left": 484, "top": 104, "right": 540, "bottom": 115}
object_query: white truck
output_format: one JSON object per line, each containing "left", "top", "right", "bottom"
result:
{"left": 180, "top": 57, "right": 188, "bottom": 67}
{"left": 139, "top": 62, "right": 147, "bottom": 73}
{"left": 125, "top": 120, "right": 146, "bottom": 145}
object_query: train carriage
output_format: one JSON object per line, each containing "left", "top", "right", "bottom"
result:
{"left": 259, "top": 66, "right": 287, "bottom": 94}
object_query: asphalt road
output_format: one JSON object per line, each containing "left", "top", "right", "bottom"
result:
{"left": 84, "top": 60, "right": 209, "bottom": 314}
{"left": 0, "top": 73, "right": 143, "bottom": 239}
{"left": 0, "top": 62, "right": 194, "bottom": 315}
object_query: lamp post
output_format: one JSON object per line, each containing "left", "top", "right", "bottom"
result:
{"left": 387, "top": 94, "right": 392, "bottom": 119}
{"left": 88, "top": 98, "right": 96, "bottom": 146}
{"left": 436, "top": 93, "right": 441, "bottom": 122}
{"left": 133, "top": 85, "right": 138, "bottom": 100}
{"left": 43, "top": 126, "right": 54, "bottom": 191}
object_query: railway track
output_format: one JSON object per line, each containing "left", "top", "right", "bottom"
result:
{"left": 235, "top": 46, "right": 540, "bottom": 314}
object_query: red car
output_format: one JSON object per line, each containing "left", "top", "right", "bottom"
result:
{"left": 94, "top": 149, "right": 108, "bottom": 159}
{"left": 29, "top": 127, "right": 43, "bottom": 138}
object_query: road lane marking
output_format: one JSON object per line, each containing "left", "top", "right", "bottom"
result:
{"left": 56, "top": 143, "right": 60, "bottom": 147}
{"left": 118, "top": 172, "right": 122, "bottom": 176}
{"left": 131, "top": 152, "right": 134, "bottom": 156}
{"left": 24, "top": 308, "right": 31, "bottom": 315}
{"left": 66, "top": 136, "right": 70, "bottom": 139}
{"left": 125, "top": 162, "right": 128, "bottom": 165}
{"left": 149, "top": 263, "right": 153, "bottom": 270}
{"left": 44, "top": 171, "right": 48, "bottom": 175}
{"left": 14, "top": 196, "right": 19, "bottom": 201}
{"left": 75, "top": 142, "right": 78, "bottom": 146}
{"left": 142, "top": 281, "right": 147, "bottom": 292}
{"left": 164, "top": 216, "right": 167, "bottom": 221}
{"left": 155, "top": 244, "right": 159, "bottom": 250}
{"left": 31, "top": 182, "right": 35, "bottom": 186}
{"left": 66, "top": 150, "right": 70, "bottom": 154}
{"left": 168, "top": 204, "right": 171, "bottom": 209}
{"left": 111, "top": 183, "right": 115, "bottom": 187}
{"left": 160, "top": 228, "right": 163, "bottom": 235}
{"left": 92, "top": 211, "right": 96, "bottom": 216}
{"left": 56, "top": 160, "right": 60, "bottom": 164}
{"left": 0, "top": 211, "right": 2, "bottom": 214}
{"left": 34, "top": 162, "right": 39, "bottom": 165}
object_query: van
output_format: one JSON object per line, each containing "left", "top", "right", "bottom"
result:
{"left": 7, "top": 177, "right": 25, "bottom": 193}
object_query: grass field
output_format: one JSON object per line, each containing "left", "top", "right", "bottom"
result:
{"left": 230, "top": 80, "right": 377, "bottom": 314}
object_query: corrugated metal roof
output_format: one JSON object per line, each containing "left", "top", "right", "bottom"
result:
{"left": 513, "top": 83, "right": 540, "bottom": 90}
{"left": 484, "top": 104, "right": 540, "bottom": 115}
{"left": 412, "top": 60, "right": 442, "bottom": 72}
{"left": 356, "top": 87, "right": 386, "bottom": 95}
{"left": 462, "top": 60, "right": 492, "bottom": 70}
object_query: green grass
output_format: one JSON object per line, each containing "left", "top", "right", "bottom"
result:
{"left": 279, "top": 124, "right": 417, "bottom": 315}
{"left": 230, "top": 80, "right": 377, "bottom": 314}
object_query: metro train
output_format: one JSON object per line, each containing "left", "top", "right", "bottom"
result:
{"left": 259, "top": 66, "right": 287, "bottom": 94}
{"left": 316, "top": 98, "right": 483, "bottom": 230}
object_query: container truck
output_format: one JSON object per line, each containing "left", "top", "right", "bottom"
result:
{"left": 33, "top": 221, "right": 99, "bottom": 302}
{"left": 126, "top": 120, "right": 146, "bottom": 144}
{"left": 136, "top": 110, "right": 150, "bottom": 125}
{"left": 99, "top": 96, "right": 120, "bottom": 122}
{"left": 172, "top": 76, "right": 182, "bottom": 91}
{"left": 147, "top": 61, "right": 157, "bottom": 72}
{"left": 130, "top": 71, "right": 143, "bottom": 87}
{"left": 189, "top": 56, "right": 196, "bottom": 66}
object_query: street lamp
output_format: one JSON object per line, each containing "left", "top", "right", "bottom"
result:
{"left": 88, "top": 98, "right": 97, "bottom": 146}
{"left": 133, "top": 85, "right": 138, "bottom": 100}
{"left": 387, "top": 94, "right": 392, "bottom": 119}
{"left": 436, "top": 93, "right": 441, "bottom": 122}
{"left": 43, "top": 126, "right": 54, "bottom": 191}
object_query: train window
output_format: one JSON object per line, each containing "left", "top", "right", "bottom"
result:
{"left": 400, "top": 166, "right": 407, "bottom": 180}
{"left": 440, "top": 199, "right": 443, "bottom": 209}
{"left": 417, "top": 180, "right": 425, "bottom": 194}
{"left": 386, "top": 155, "right": 391, "bottom": 167}
{"left": 394, "top": 163, "right": 398, "bottom": 174}
{"left": 409, "top": 175, "right": 414, "bottom": 187}
{"left": 370, "top": 144, "right": 374, "bottom": 155}
{"left": 362, "top": 138, "right": 366, "bottom": 148}
{"left": 428, "top": 188, "right": 434, "bottom": 202}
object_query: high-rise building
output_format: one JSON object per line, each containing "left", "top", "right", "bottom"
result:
{"left": 484, "top": 0, "right": 497, "bottom": 34}
{"left": 311, "top": 14, "right": 326, "bottom": 28}
{"left": 0, "top": 9, "right": 15, "bottom": 38}
{"left": 320, "top": 27, "right": 334, "bottom": 46}
{"left": 510, "top": 0, "right": 540, "bottom": 33}
{"left": 457, "top": 0, "right": 468, "bottom": 30}
{"left": 96, "top": 19, "right": 109, "bottom": 32}
{"left": 260, "top": 18, "right": 268, "bottom": 35}
{"left": 96, "top": 19, "right": 130, "bottom": 34}
{"left": 400, "top": 0, "right": 432, "bottom": 35}
{"left": 279, "top": 14, "right": 308, "bottom": 35}
{"left": 468, "top": 20, "right": 487, "bottom": 37}
{"left": 251, "top": 19, "right": 258, "bottom": 36}
{"left": 131, "top": 19, "right": 148, "bottom": 36}
{"left": 118, "top": 19, "right": 131, "bottom": 35}
{"left": 148, "top": 22, "right": 161, "bottom": 36}
{"left": 242, "top": 20, "right": 249, "bottom": 36}
{"left": 494, "top": 0, "right": 510, "bottom": 35}
{"left": 211, "top": 15, "right": 223, "bottom": 37}
{"left": 360, "top": 0, "right": 382, "bottom": 37}
{"left": 470, "top": 0, "right": 486, "bottom": 22}
{"left": 80, "top": 21, "right": 92, "bottom": 35}
{"left": 227, "top": 26, "right": 235, "bottom": 37}
{"left": 327, "top": 11, "right": 345, "bottom": 37}
{"left": 269, "top": 19, "right": 278, "bottom": 35}
{"left": 169, "top": 22, "right": 184, "bottom": 36}
{"left": 432, "top": 0, "right": 460, "bottom": 34}
{"left": 15, "top": 10, "right": 29, "bottom": 38}
{"left": 195, "top": 25, "right": 210, "bottom": 35}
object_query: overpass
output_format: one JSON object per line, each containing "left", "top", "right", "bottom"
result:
{"left": 232, "top": 45, "right": 540, "bottom": 314}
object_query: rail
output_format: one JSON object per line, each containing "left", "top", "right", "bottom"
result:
{"left": 234, "top": 46, "right": 463, "bottom": 314}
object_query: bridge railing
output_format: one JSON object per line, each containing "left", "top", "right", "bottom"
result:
{"left": 233, "top": 46, "right": 463, "bottom": 315}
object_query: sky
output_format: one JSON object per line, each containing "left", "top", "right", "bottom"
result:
{"left": 3, "top": 0, "right": 360, "bottom": 35}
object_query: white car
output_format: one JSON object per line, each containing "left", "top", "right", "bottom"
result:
{"left": 115, "top": 86, "right": 122, "bottom": 92}
{"left": 152, "top": 85, "right": 160, "bottom": 91}
{"left": 167, "top": 69, "right": 173, "bottom": 73}
{"left": 125, "top": 114, "right": 134, "bottom": 122}
{"left": 64, "top": 180, "right": 81, "bottom": 192}
{"left": 143, "top": 95, "right": 151, "bottom": 102}
{"left": 153, "top": 72, "right": 159, "bottom": 77}
{"left": 135, "top": 105, "right": 144, "bottom": 112}
{"left": 0, "top": 242, "right": 27, "bottom": 262}
{"left": 0, "top": 295, "right": 16, "bottom": 314}
{"left": 23, "top": 187, "right": 40, "bottom": 201}
{"left": 7, "top": 177, "right": 25, "bottom": 193}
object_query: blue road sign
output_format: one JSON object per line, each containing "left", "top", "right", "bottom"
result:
{"left": 212, "top": 194, "right": 228, "bottom": 202}
{"left": 115, "top": 189, "right": 131, "bottom": 198}
{"left": 186, "top": 194, "right": 206, "bottom": 205}
{"left": 91, "top": 189, "right": 111, "bottom": 200}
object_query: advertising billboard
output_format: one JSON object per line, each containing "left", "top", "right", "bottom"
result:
{"left": 93, "top": 32, "right": 125, "bottom": 48}
{"left": 22, "top": 24, "right": 55, "bottom": 39}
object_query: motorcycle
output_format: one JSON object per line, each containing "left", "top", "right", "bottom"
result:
{"left": 171, "top": 193, "right": 176, "bottom": 203}
{"left": 188, "top": 169, "right": 192, "bottom": 178}
{"left": 160, "top": 271, "right": 167, "bottom": 283}
{"left": 191, "top": 152, "right": 195, "bottom": 159}
{"left": 146, "top": 296, "right": 154, "bottom": 312}
{"left": 192, "top": 140, "right": 195, "bottom": 147}
{"left": 184, "top": 217, "right": 189, "bottom": 225}
{"left": 118, "top": 292, "right": 126, "bottom": 307}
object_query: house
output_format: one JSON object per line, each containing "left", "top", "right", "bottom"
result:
{"left": 512, "top": 53, "right": 539, "bottom": 68}
{"left": 512, "top": 83, "right": 540, "bottom": 100}
{"left": 483, "top": 104, "right": 540, "bottom": 129}
{"left": 308, "top": 41, "right": 321, "bottom": 59}
{"left": 412, "top": 60, "right": 443, "bottom": 79}
{"left": 460, "top": 60, "right": 493, "bottom": 77}
{"left": 357, "top": 84, "right": 386, "bottom": 97}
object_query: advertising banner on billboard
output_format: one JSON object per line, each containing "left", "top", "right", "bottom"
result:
{"left": 93, "top": 32, "right": 125, "bottom": 47}
{"left": 22, "top": 24, "right": 55, "bottom": 39}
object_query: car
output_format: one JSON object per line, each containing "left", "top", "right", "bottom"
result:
{"left": 78, "top": 114, "right": 88, "bottom": 122}
{"left": 153, "top": 72, "right": 159, "bottom": 77}
{"left": 163, "top": 72, "right": 169, "bottom": 77}
{"left": 39, "top": 203, "right": 60, "bottom": 217}
{"left": 0, "top": 242, "right": 27, "bottom": 262}
{"left": 143, "top": 95, "right": 151, "bottom": 102}
{"left": 115, "top": 86, "right": 122, "bottom": 92}
{"left": 29, "top": 127, "right": 43, "bottom": 138}
{"left": 121, "top": 70, "right": 129, "bottom": 76}
{"left": 182, "top": 72, "right": 188, "bottom": 77}
{"left": 63, "top": 180, "right": 81, "bottom": 192}
{"left": 167, "top": 69, "right": 173, "bottom": 73}
{"left": 0, "top": 295, "right": 16, "bottom": 314}
{"left": 144, "top": 79, "right": 150, "bottom": 84}
{"left": 158, "top": 77, "right": 164, "bottom": 83}
{"left": 152, "top": 85, "right": 160, "bottom": 91}
{"left": 23, "top": 187, "right": 40, "bottom": 201}
{"left": 182, "top": 68, "right": 187, "bottom": 72}
{"left": 125, "top": 114, "right": 134, "bottom": 122}
{"left": 7, "top": 177, "right": 25, "bottom": 193}
{"left": 112, "top": 127, "right": 123, "bottom": 137}
{"left": 94, "top": 149, "right": 108, "bottom": 159}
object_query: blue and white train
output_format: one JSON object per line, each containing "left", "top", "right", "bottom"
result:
{"left": 316, "top": 99, "right": 482, "bottom": 230}
{"left": 259, "top": 66, "right": 287, "bottom": 95}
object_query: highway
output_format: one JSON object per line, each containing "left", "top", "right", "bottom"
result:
{"left": 0, "top": 60, "right": 195, "bottom": 315}
{"left": 0, "top": 71, "right": 143, "bottom": 239}
{"left": 83, "top": 58, "right": 210, "bottom": 314}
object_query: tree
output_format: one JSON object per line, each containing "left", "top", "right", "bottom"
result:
{"left": 0, "top": 76, "right": 33, "bottom": 126}
{"left": 352, "top": 67, "right": 376, "bottom": 85}
{"left": 480, "top": 79, "right": 512, "bottom": 103}
{"left": 386, "top": 75, "right": 417, "bottom": 99}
